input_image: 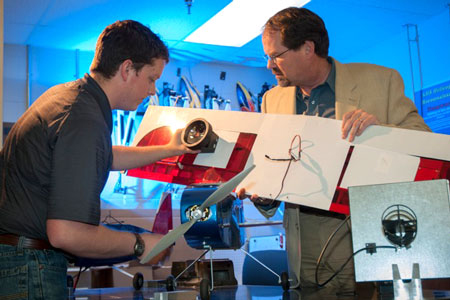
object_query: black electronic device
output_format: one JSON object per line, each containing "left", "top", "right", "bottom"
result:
{"left": 182, "top": 118, "right": 218, "bottom": 153}
{"left": 381, "top": 204, "right": 417, "bottom": 248}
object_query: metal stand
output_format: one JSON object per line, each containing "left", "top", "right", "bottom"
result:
{"left": 172, "top": 246, "right": 212, "bottom": 300}
{"left": 170, "top": 242, "right": 290, "bottom": 299}
{"left": 405, "top": 23, "right": 424, "bottom": 115}
{"left": 152, "top": 290, "right": 198, "bottom": 300}
{"left": 173, "top": 248, "right": 210, "bottom": 283}
{"left": 113, "top": 172, "right": 128, "bottom": 194}
{"left": 392, "top": 263, "right": 423, "bottom": 300}
{"left": 112, "top": 109, "right": 139, "bottom": 195}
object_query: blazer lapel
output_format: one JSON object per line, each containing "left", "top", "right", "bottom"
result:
{"left": 265, "top": 86, "right": 297, "bottom": 114}
{"left": 334, "top": 58, "right": 360, "bottom": 120}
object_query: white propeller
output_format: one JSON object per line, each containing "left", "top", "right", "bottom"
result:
{"left": 140, "top": 164, "right": 255, "bottom": 263}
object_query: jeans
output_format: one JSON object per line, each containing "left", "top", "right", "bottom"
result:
{"left": 0, "top": 238, "right": 68, "bottom": 300}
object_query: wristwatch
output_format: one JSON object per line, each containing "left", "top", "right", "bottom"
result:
{"left": 133, "top": 233, "right": 145, "bottom": 257}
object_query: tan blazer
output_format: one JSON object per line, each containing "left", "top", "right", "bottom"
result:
{"left": 262, "top": 58, "right": 430, "bottom": 131}
{"left": 257, "top": 58, "right": 430, "bottom": 288}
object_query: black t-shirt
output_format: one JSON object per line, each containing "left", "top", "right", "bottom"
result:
{"left": 0, "top": 74, "right": 113, "bottom": 240}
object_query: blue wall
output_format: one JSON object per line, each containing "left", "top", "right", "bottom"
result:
{"left": 25, "top": 46, "right": 274, "bottom": 111}
{"left": 346, "top": 10, "right": 450, "bottom": 98}
{"left": 2, "top": 7, "right": 449, "bottom": 212}
{"left": 341, "top": 10, "right": 450, "bottom": 134}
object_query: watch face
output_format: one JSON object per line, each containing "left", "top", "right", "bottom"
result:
{"left": 134, "top": 243, "right": 144, "bottom": 256}
{"left": 134, "top": 234, "right": 145, "bottom": 257}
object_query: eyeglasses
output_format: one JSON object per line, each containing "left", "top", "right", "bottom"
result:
{"left": 263, "top": 48, "right": 290, "bottom": 64}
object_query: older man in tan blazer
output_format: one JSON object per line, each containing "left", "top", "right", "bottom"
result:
{"left": 263, "top": 59, "right": 429, "bottom": 132}
{"left": 244, "top": 7, "right": 430, "bottom": 293}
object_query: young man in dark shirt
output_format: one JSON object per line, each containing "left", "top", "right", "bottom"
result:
{"left": 0, "top": 20, "right": 196, "bottom": 298}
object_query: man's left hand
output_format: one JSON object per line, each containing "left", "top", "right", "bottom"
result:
{"left": 341, "top": 109, "right": 380, "bottom": 142}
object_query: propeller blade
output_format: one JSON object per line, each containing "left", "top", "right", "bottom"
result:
{"left": 141, "top": 164, "right": 255, "bottom": 264}
{"left": 140, "top": 218, "right": 196, "bottom": 264}
{"left": 199, "top": 164, "right": 255, "bottom": 211}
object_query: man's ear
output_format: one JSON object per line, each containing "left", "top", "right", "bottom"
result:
{"left": 119, "top": 59, "right": 133, "bottom": 81}
{"left": 304, "top": 41, "right": 314, "bottom": 56}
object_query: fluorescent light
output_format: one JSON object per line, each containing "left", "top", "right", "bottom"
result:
{"left": 184, "top": 0, "right": 310, "bottom": 47}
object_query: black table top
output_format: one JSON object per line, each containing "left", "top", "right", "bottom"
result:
{"left": 71, "top": 284, "right": 378, "bottom": 300}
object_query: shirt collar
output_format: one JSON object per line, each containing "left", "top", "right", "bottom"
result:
{"left": 82, "top": 73, "right": 113, "bottom": 134}
{"left": 324, "top": 56, "right": 336, "bottom": 93}
{"left": 298, "top": 57, "right": 336, "bottom": 96}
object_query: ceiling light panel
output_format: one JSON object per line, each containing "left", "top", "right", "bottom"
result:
{"left": 184, "top": 0, "right": 310, "bottom": 47}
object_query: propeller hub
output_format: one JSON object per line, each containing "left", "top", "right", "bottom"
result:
{"left": 186, "top": 205, "right": 211, "bottom": 222}
{"left": 191, "top": 208, "right": 203, "bottom": 220}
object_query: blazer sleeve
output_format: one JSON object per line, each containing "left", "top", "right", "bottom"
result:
{"left": 385, "top": 69, "right": 431, "bottom": 132}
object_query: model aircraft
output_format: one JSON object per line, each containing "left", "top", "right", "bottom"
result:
{"left": 236, "top": 81, "right": 256, "bottom": 112}
{"left": 178, "top": 75, "right": 202, "bottom": 109}
{"left": 128, "top": 106, "right": 450, "bottom": 214}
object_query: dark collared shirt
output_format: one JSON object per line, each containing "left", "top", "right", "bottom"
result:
{"left": 0, "top": 74, "right": 113, "bottom": 240}
{"left": 296, "top": 57, "right": 336, "bottom": 118}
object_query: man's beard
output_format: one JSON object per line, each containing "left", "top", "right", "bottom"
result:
{"left": 277, "top": 76, "right": 291, "bottom": 87}
{"left": 273, "top": 68, "right": 292, "bottom": 87}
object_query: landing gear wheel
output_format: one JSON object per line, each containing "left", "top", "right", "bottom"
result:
{"left": 200, "top": 278, "right": 211, "bottom": 300}
{"left": 281, "top": 271, "right": 290, "bottom": 291}
{"left": 166, "top": 275, "right": 176, "bottom": 291}
{"left": 133, "top": 272, "right": 144, "bottom": 290}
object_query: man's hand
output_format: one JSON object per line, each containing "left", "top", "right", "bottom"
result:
{"left": 237, "top": 188, "right": 274, "bottom": 206}
{"left": 341, "top": 109, "right": 380, "bottom": 142}
{"left": 168, "top": 128, "right": 200, "bottom": 156}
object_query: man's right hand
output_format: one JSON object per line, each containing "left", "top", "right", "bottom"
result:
{"left": 237, "top": 188, "right": 274, "bottom": 206}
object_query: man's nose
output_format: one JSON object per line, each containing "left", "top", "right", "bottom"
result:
{"left": 267, "top": 59, "right": 276, "bottom": 70}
